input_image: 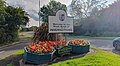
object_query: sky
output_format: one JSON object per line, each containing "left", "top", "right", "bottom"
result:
{"left": 6, "top": 0, "right": 117, "bottom": 27}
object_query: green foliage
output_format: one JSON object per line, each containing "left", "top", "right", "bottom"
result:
{"left": 73, "top": 16, "right": 120, "bottom": 37}
{"left": 0, "top": 0, "right": 29, "bottom": 44}
{"left": 20, "top": 26, "right": 38, "bottom": 32}
{"left": 20, "top": 28, "right": 30, "bottom": 32}
{"left": 70, "top": 0, "right": 114, "bottom": 37}
{"left": 51, "top": 48, "right": 120, "bottom": 66}
{"left": 4, "top": 6, "right": 29, "bottom": 26}
{"left": 29, "top": 26, "right": 38, "bottom": 31}
{"left": 0, "top": 0, "right": 5, "bottom": 9}
{"left": 73, "top": 17, "right": 98, "bottom": 36}
{"left": 39, "top": 0, "right": 67, "bottom": 22}
{"left": 70, "top": 0, "right": 107, "bottom": 19}
{"left": 71, "top": 0, "right": 120, "bottom": 37}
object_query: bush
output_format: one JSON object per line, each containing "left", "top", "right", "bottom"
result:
{"left": 0, "top": 27, "right": 19, "bottom": 45}
{"left": 20, "top": 28, "right": 30, "bottom": 32}
{"left": 29, "top": 26, "right": 38, "bottom": 31}
{"left": 20, "top": 26, "right": 38, "bottom": 32}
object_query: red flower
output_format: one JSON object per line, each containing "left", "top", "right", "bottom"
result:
{"left": 47, "top": 48, "right": 53, "bottom": 52}
{"left": 31, "top": 45, "right": 37, "bottom": 51}
{"left": 39, "top": 45, "right": 43, "bottom": 48}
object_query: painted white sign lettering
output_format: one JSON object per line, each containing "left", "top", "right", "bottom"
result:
{"left": 49, "top": 10, "right": 73, "bottom": 33}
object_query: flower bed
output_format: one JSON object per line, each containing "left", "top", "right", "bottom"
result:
{"left": 68, "top": 40, "right": 90, "bottom": 54}
{"left": 23, "top": 23, "right": 90, "bottom": 64}
{"left": 24, "top": 47, "right": 55, "bottom": 64}
{"left": 23, "top": 41, "right": 56, "bottom": 63}
{"left": 23, "top": 39, "right": 66, "bottom": 63}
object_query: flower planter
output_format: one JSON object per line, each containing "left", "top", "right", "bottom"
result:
{"left": 69, "top": 44, "right": 90, "bottom": 54}
{"left": 23, "top": 47, "right": 55, "bottom": 64}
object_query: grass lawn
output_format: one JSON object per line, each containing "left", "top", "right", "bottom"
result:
{"left": 23, "top": 35, "right": 33, "bottom": 38}
{"left": 51, "top": 47, "right": 120, "bottom": 66}
{"left": 19, "top": 35, "right": 33, "bottom": 38}
{"left": 15, "top": 49, "right": 24, "bottom": 55}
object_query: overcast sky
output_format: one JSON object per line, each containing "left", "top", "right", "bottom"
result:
{"left": 6, "top": 0, "right": 117, "bottom": 27}
{"left": 6, "top": 0, "right": 117, "bottom": 12}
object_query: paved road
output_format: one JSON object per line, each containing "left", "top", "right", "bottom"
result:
{"left": 0, "top": 38, "right": 31, "bottom": 59}
{"left": 0, "top": 31, "right": 34, "bottom": 59}
{"left": 0, "top": 31, "right": 34, "bottom": 60}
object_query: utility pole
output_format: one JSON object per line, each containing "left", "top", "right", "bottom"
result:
{"left": 39, "top": 0, "right": 40, "bottom": 27}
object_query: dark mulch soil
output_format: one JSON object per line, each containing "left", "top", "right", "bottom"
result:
{"left": 0, "top": 54, "right": 23, "bottom": 66}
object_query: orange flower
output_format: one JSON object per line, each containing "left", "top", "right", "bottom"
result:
{"left": 70, "top": 40, "right": 89, "bottom": 46}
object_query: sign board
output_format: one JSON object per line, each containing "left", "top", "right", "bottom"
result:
{"left": 49, "top": 10, "right": 73, "bottom": 33}
{"left": 57, "top": 46, "right": 72, "bottom": 56}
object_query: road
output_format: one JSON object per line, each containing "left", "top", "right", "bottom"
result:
{"left": 0, "top": 38, "right": 31, "bottom": 59}
{"left": 0, "top": 31, "right": 34, "bottom": 60}
{"left": 0, "top": 32, "right": 120, "bottom": 59}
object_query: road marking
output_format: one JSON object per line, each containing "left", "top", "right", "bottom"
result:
{"left": 0, "top": 51, "right": 5, "bottom": 54}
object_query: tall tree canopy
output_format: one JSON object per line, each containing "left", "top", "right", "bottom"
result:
{"left": 0, "top": 0, "right": 29, "bottom": 44}
{"left": 70, "top": 0, "right": 107, "bottom": 19}
{"left": 0, "top": 0, "right": 6, "bottom": 23}
{"left": 0, "top": 0, "right": 5, "bottom": 8}
{"left": 39, "top": 0, "right": 67, "bottom": 22}
{"left": 4, "top": 6, "right": 29, "bottom": 27}
{"left": 70, "top": 0, "right": 108, "bottom": 36}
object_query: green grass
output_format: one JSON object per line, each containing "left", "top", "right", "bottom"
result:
{"left": 19, "top": 35, "right": 33, "bottom": 38}
{"left": 88, "top": 36, "right": 116, "bottom": 40}
{"left": 24, "top": 35, "right": 33, "bottom": 38}
{"left": 15, "top": 49, "right": 24, "bottom": 55}
{"left": 51, "top": 47, "right": 120, "bottom": 66}
{"left": 68, "top": 35, "right": 116, "bottom": 40}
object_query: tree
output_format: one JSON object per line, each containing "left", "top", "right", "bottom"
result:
{"left": 0, "top": 2, "right": 29, "bottom": 44}
{"left": 4, "top": 6, "right": 29, "bottom": 39}
{"left": 0, "top": 0, "right": 5, "bottom": 8}
{"left": 0, "top": 0, "right": 6, "bottom": 24}
{"left": 39, "top": 0, "right": 67, "bottom": 22}
{"left": 70, "top": 0, "right": 108, "bottom": 36}
{"left": 70, "top": 0, "right": 107, "bottom": 19}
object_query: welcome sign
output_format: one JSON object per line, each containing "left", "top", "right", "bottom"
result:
{"left": 49, "top": 10, "right": 73, "bottom": 33}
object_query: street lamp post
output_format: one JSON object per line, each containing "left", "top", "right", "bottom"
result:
{"left": 39, "top": 0, "right": 40, "bottom": 27}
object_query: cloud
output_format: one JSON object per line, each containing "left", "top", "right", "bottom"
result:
{"left": 5, "top": 0, "right": 72, "bottom": 27}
